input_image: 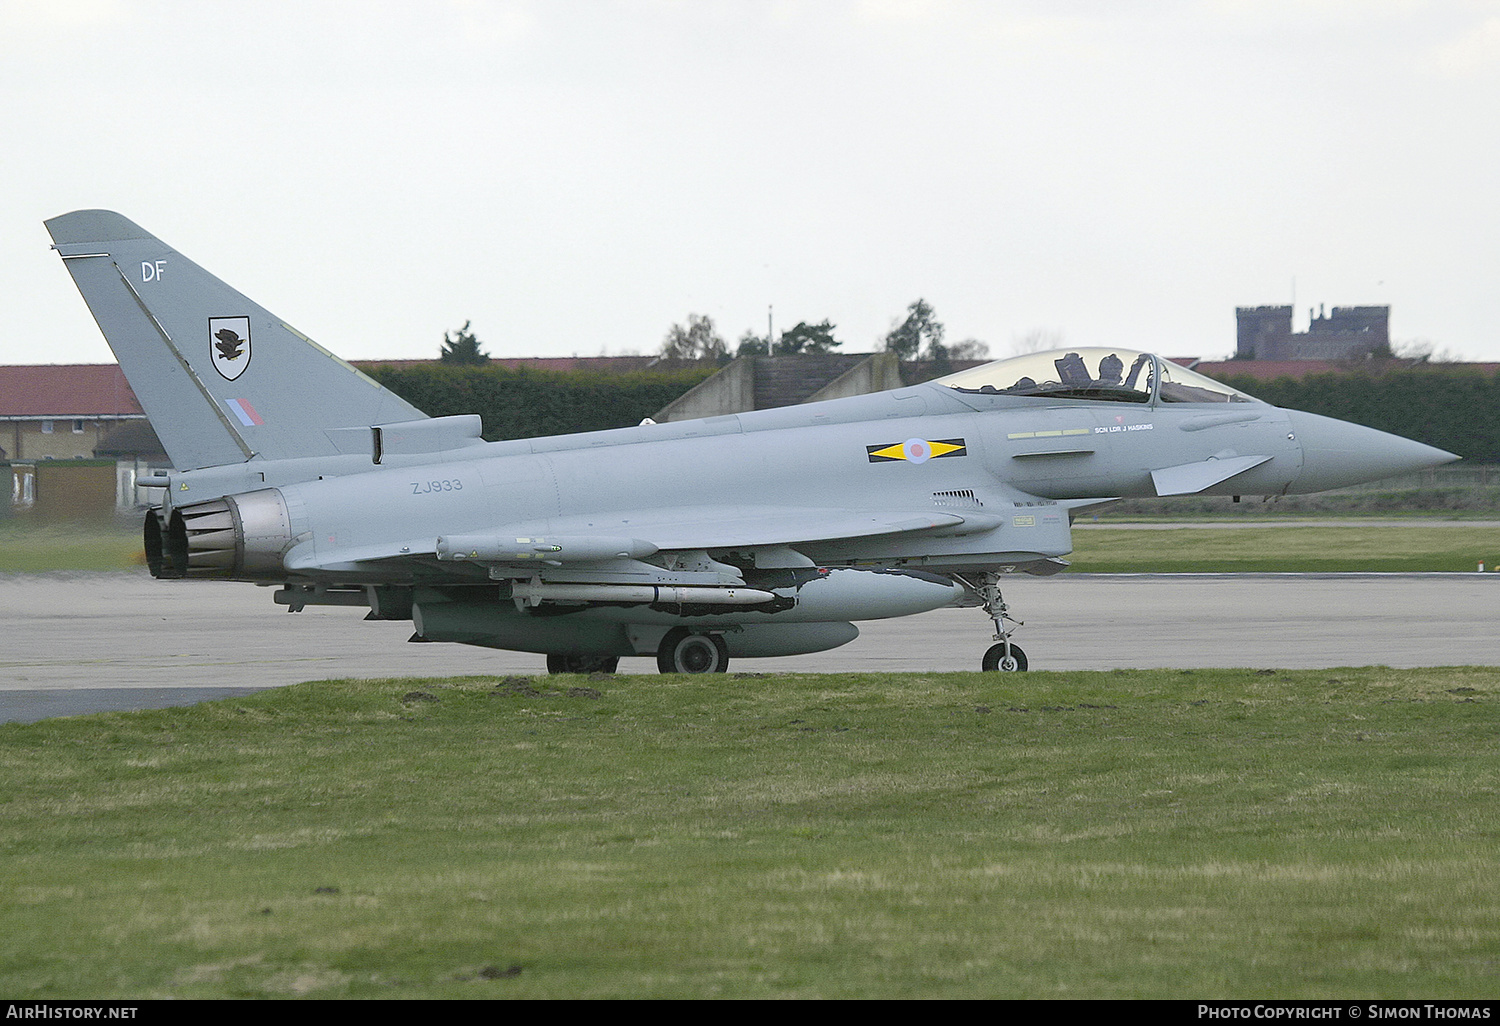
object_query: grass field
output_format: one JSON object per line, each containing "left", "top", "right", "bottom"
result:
{"left": 1070, "top": 524, "right": 1500, "bottom": 574}
{"left": 2, "top": 667, "right": 1497, "bottom": 999}
{"left": 0, "top": 520, "right": 141, "bottom": 573}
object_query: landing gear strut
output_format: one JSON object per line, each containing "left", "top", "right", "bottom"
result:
{"left": 965, "top": 573, "right": 1029, "bottom": 672}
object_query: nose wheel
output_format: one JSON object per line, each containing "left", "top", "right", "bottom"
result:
{"left": 961, "top": 572, "right": 1030, "bottom": 672}
{"left": 983, "top": 642, "right": 1028, "bottom": 672}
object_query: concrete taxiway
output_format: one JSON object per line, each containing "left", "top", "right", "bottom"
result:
{"left": 3, "top": 569, "right": 1498, "bottom": 723}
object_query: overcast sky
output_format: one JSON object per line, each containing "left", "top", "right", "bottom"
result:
{"left": 4, "top": 0, "right": 1499, "bottom": 368}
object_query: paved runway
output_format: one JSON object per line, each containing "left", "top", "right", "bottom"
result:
{"left": 4, "top": 569, "right": 1499, "bottom": 723}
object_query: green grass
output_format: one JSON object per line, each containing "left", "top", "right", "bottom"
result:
{"left": 0, "top": 520, "right": 142, "bottom": 572}
{"left": 2, "top": 668, "right": 1497, "bottom": 998}
{"left": 1098, "top": 485, "right": 1500, "bottom": 519}
{"left": 1070, "top": 525, "right": 1500, "bottom": 573}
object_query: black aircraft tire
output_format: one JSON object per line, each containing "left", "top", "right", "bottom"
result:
{"left": 982, "top": 643, "right": 1029, "bottom": 672}
{"left": 656, "top": 628, "right": 730, "bottom": 674}
{"left": 546, "top": 654, "right": 621, "bottom": 675}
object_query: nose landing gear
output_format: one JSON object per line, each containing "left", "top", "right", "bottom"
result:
{"left": 962, "top": 573, "right": 1029, "bottom": 672}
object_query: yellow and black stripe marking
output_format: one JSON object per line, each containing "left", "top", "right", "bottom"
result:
{"left": 867, "top": 437, "right": 967, "bottom": 463}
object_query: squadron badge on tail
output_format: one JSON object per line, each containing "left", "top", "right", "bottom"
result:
{"left": 209, "top": 316, "right": 252, "bottom": 381}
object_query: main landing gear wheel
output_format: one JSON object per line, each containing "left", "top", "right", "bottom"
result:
{"left": 982, "top": 643, "right": 1028, "bottom": 672}
{"left": 546, "top": 654, "right": 621, "bottom": 675}
{"left": 656, "top": 628, "right": 729, "bottom": 674}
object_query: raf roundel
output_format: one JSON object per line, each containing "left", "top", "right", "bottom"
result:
{"left": 865, "top": 438, "right": 967, "bottom": 463}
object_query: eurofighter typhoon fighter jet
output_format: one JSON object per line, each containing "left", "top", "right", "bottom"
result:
{"left": 46, "top": 210, "right": 1457, "bottom": 673}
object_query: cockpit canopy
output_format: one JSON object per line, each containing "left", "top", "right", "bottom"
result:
{"left": 934, "top": 348, "right": 1259, "bottom": 405}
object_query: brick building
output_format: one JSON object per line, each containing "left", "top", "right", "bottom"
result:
{"left": 0, "top": 364, "right": 158, "bottom": 462}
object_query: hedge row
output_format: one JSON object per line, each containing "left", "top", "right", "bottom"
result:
{"left": 1221, "top": 367, "right": 1500, "bottom": 463}
{"left": 365, "top": 362, "right": 716, "bottom": 441}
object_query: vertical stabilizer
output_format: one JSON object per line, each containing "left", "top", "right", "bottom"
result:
{"left": 45, "top": 210, "right": 427, "bottom": 470}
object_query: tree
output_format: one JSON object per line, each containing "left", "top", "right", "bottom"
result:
{"left": 926, "top": 335, "right": 990, "bottom": 372}
{"left": 735, "top": 330, "right": 769, "bottom": 357}
{"left": 1389, "top": 338, "right": 1460, "bottom": 363}
{"left": 661, "top": 314, "right": 728, "bottom": 362}
{"left": 439, "top": 320, "right": 489, "bottom": 365}
{"left": 774, "top": 320, "right": 841, "bottom": 355}
{"left": 947, "top": 338, "right": 990, "bottom": 360}
{"left": 883, "top": 299, "right": 944, "bottom": 361}
{"left": 1010, "top": 328, "right": 1062, "bottom": 356}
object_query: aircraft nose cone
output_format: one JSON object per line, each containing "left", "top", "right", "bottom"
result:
{"left": 1286, "top": 410, "right": 1459, "bottom": 493}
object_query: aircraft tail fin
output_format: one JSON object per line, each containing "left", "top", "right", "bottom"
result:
{"left": 45, "top": 210, "right": 428, "bottom": 470}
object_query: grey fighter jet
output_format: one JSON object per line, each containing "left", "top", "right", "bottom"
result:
{"left": 45, "top": 210, "right": 1457, "bottom": 673}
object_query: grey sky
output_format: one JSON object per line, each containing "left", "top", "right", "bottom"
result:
{"left": 4, "top": 0, "right": 1498, "bottom": 366}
